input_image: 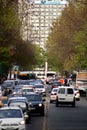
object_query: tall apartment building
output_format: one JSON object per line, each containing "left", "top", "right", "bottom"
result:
{"left": 19, "top": 0, "right": 68, "bottom": 48}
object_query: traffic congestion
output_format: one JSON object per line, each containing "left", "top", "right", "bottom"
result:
{"left": 0, "top": 70, "right": 82, "bottom": 130}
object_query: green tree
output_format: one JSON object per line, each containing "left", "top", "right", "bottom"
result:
{"left": 0, "top": 0, "right": 37, "bottom": 75}
{"left": 46, "top": 1, "right": 87, "bottom": 73}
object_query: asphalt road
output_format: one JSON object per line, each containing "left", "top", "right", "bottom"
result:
{"left": 26, "top": 86, "right": 87, "bottom": 130}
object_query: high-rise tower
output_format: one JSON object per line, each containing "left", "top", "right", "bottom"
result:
{"left": 19, "top": 0, "right": 68, "bottom": 48}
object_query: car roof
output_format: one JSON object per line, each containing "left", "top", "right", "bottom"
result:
{"left": 35, "top": 84, "right": 44, "bottom": 85}
{"left": 23, "top": 93, "right": 41, "bottom": 96}
{"left": 4, "top": 80, "right": 15, "bottom": 82}
{"left": 58, "top": 86, "right": 74, "bottom": 89}
{"left": 8, "top": 96, "right": 27, "bottom": 100}
{"left": 0, "top": 106, "right": 21, "bottom": 110}
{"left": 22, "top": 86, "right": 34, "bottom": 89}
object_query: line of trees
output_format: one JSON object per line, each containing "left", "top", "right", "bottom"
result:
{"left": 46, "top": 0, "right": 87, "bottom": 74}
{"left": 0, "top": 0, "right": 45, "bottom": 78}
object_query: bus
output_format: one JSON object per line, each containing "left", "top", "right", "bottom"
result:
{"left": 17, "top": 71, "right": 36, "bottom": 80}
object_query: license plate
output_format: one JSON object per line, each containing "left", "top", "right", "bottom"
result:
{"left": 59, "top": 98, "right": 65, "bottom": 100}
{"left": 6, "top": 128, "right": 14, "bottom": 130}
{"left": 30, "top": 107, "right": 35, "bottom": 110}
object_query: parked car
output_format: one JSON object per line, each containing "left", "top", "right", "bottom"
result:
{"left": 23, "top": 93, "right": 45, "bottom": 116}
{"left": 0, "top": 106, "right": 26, "bottom": 130}
{"left": 56, "top": 86, "right": 76, "bottom": 107}
{"left": 50, "top": 87, "right": 59, "bottom": 103}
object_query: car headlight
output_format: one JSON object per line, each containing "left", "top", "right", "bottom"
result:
{"left": 39, "top": 103, "right": 42, "bottom": 107}
{"left": 19, "top": 120, "right": 25, "bottom": 125}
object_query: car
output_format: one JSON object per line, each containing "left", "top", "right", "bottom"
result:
{"left": 0, "top": 106, "right": 26, "bottom": 130}
{"left": 74, "top": 88, "right": 80, "bottom": 101}
{"left": 12, "top": 85, "right": 22, "bottom": 95}
{"left": 23, "top": 93, "right": 45, "bottom": 116}
{"left": 34, "top": 84, "right": 46, "bottom": 96}
{"left": 7, "top": 99, "right": 31, "bottom": 124}
{"left": 70, "top": 85, "right": 80, "bottom": 101}
{"left": 51, "top": 81, "right": 61, "bottom": 89}
{"left": 22, "top": 85, "right": 35, "bottom": 94}
{"left": 0, "top": 86, "right": 2, "bottom": 96}
{"left": 50, "top": 87, "right": 59, "bottom": 103}
{"left": 1, "top": 80, "right": 16, "bottom": 95}
{"left": 0, "top": 96, "right": 8, "bottom": 107}
{"left": 56, "top": 86, "right": 76, "bottom": 107}
{"left": 7, "top": 96, "right": 28, "bottom": 104}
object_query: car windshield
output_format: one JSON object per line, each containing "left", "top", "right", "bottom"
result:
{"left": 18, "top": 81, "right": 30, "bottom": 85}
{"left": 35, "top": 85, "right": 44, "bottom": 88}
{"left": 23, "top": 89, "right": 34, "bottom": 92}
{"left": 3, "top": 82, "right": 13, "bottom": 87}
{"left": 0, "top": 109, "right": 22, "bottom": 118}
{"left": 24, "top": 94, "right": 42, "bottom": 101}
{"left": 9, "top": 101, "right": 26, "bottom": 108}
{"left": 52, "top": 89, "right": 58, "bottom": 92}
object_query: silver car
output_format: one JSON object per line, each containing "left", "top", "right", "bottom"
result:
{"left": 0, "top": 106, "right": 26, "bottom": 130}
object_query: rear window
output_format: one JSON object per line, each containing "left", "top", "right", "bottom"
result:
{"left": 58, "top": 88, "right": 65, "bottom": 94}
{"left": 67, "top": 88, "right": 73, "bottom": 94}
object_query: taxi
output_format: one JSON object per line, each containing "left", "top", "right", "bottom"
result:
{"left": 0, "top": 96, "right": 8, "bottom": 107}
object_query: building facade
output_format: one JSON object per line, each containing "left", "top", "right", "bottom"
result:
{"left": 19, "top": 0, "right": 68, "bottom": 48}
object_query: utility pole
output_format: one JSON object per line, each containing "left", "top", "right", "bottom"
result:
{"left": 45, "top": 60, "right": 48, "bottom": 80}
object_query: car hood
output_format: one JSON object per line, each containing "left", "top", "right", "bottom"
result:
{"left": 0, "top": 118, "right": 23, "bottom": 124}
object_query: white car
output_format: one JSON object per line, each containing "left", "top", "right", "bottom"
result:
{"left": 34, "top": 84, "right": 46, "bottom": 96}
{"left": 56, "top": 86, "right": 76, "bottom": 107}
{"left": 74, "top": 88, "right": 80, "bottom": 101}
{"left": 50, "top": 88, "right": 59, "bottom": 103}
{"left": 0, "top": 106, "right": 26, "bottom": 130}
{"left": 22, "top": 85, "right": 35, "bottom": 94}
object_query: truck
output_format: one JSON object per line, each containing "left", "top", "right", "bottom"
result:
{"left": 76, "top": 70, "right": 87, "bottom": 94}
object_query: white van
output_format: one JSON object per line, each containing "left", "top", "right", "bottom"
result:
{"left": 56, "top": 86, "right": 76, "bottom": 107}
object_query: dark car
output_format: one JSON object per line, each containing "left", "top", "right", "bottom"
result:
{"left": 51, "top": 81, "right": 61, "bottom": 89}
{"left": 1, "top": 80, "right": 18, "bottom": 96}
{"left": 7, "top": 99, "right": 31, "bottom": 123}
{"left": 23, "top": 93, "right": 45, "bottom": 116}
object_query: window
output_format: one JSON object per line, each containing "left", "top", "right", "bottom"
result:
{"left": 67, "top": 88, "right": 73, "bottom": 94}
{"left": 58, "top": 88, "right": 65, "bottom": 94}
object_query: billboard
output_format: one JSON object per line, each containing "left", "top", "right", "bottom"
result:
{"left": 34, "top": 0, "right": 68, "bottom": 5}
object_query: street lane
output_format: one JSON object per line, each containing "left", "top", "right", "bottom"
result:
{"left": 26, "top": 87, "right": 87, "bottom": 130}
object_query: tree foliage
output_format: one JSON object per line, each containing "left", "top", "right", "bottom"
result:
{"left": 0, "top": 0, "right": 37, "bottom": 75}
{"left": 46, "top": 0, "right": 87, "bottom": 72}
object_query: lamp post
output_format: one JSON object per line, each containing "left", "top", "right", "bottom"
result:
{"left": 9, "top": 46, "right": 16, "bottom": 79}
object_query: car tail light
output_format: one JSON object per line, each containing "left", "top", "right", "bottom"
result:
{"left": 51, "top": 93, "right": 54, "bottom": 95}
{"left": 76, "top": 91, "right": 80, "bottom": 94}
